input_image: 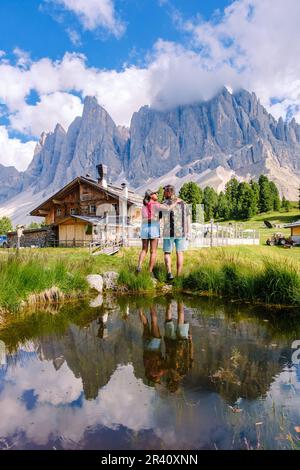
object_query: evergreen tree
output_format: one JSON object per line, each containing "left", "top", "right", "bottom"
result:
{"left": 0, "top": 216, "right": 13, "bottom": 234}
{"left": 250, "top": 180, "right": 259, "bottom": 215}
{"left": 281, "top": 195, "right": 291, "bottom": 212}
{"left": 203, "top": 186, "right": 218, "bottom": 221}
{"left": 236, "top": 182, "right": 257, "bottom": 219}
{"left": 258, "top": 175, "right": 273, "bottom": 212}
{"left": 179, "top": 182, "right": 203, "bottom": 222}
{"left": 216, "top": 191, "right": 231, "bottom": 220}
{"left": 225, "top": 177, "right": 239, "bottom": 218}
{"left": 269, "top": 181, "right": 281, "bottom": 211}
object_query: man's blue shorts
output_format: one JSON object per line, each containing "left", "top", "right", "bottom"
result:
{"left": 163, "top": 238, "right": 188, "bottom": 253}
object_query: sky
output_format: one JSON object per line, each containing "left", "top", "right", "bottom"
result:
{"left": 1, "top": 0, "right": 300, "bottom": 171}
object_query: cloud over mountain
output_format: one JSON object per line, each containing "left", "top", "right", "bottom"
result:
{"left": 2, "top": 0, "right": 300, "bottom": 170}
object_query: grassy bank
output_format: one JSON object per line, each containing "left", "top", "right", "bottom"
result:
{"left": 117, "top": 246, "right": 300, "bottom": 307}
{"left": 217, "top": 205, "right": 299, "bottom": 245}
{"left": 1, "top": 244, "right": 300, "bottom": 312}
{"left": 179, "top": 257, "right": 300, "bottom": 306}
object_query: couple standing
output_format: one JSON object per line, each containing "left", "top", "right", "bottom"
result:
{"left": 137, "top": 185, "right": 191, "bottom": 281}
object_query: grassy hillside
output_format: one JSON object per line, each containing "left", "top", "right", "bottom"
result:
{"left": 217, "top": 205, "right": 299, "bottom": 245}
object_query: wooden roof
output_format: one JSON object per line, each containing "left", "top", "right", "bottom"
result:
{"left": 284, "top": 220, "right": 300, "bottom": 228}
{"left": 30, "top": 176, "right": 142, "bottom": 216}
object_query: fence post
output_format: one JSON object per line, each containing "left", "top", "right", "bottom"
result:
{"left": 210, "top": 219, "right": 214, "bottom": 248}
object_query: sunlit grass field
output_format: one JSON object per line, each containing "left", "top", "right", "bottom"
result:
{"left": 217, "top": 204, "right": 299, "bottom": 245}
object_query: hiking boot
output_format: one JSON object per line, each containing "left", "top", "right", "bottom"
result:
{"left": 167, "top": 272, "right": 174, "bottom": 282}
{"left": 135, "top": 267, "right": 142, "bottom": 274}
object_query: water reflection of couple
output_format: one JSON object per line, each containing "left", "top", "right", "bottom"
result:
{"left": 137, "top": 185, "right": 191, "bottom": 281}
{"left": 139, "top": 300, "right": 193, "bottom": 392}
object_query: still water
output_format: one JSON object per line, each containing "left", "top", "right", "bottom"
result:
{"left": 0, "top": 295, "right": 300, "bottom": 450}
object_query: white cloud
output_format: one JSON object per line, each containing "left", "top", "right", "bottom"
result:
{"left": 13, "top": 47, "right": 32, "bottom": 69}
{"left": 10, "top": 91, "right": 83, "bottom": 136}
{"left": 48, "top": 0, "right": 125, "bottom": 37}
{"left": 66, "top": 28, "right": 82, "bottom": 46}
{"left": 148, "top": 40, "right": 239, "bottom": 110}
{"left": 0, "top": 51, "right": 150, "bottom": 133}
{"left": 181, "top": 0, "right": 300, "bottom": 118}
{"left": 0, "top": 362, "right": 156, "bottom": 446}
{"left": 0, "top": 127, "right": 36, "bottom": 171}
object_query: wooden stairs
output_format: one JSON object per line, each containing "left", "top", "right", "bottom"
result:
{"left": 89, "top": 240, "right": 123, "bottom": 256}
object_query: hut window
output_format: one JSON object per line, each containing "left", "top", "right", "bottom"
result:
{"left": 85, "top": 225, "right": 92, "bottom": 235}
{"left": 56, "top": 208, "right": 62, "bottom": 216}
{"left": 70, "top": 208, "right": 77, "bottom": 215}
{"left": 89, "top": 204, "right": 96, "bottom": 214}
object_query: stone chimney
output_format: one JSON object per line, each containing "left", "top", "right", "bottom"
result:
{"left": 121, "top": 182, "right": 128, "bottom": 200}
{"left": 97, "top": 164, "right": 108, "bottom": 189}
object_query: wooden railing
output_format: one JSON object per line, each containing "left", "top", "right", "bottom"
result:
{"left": 89, "top": 239, "right": 124, "bottom": 255}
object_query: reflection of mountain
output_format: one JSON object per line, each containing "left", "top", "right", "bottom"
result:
{"left": 38, "top": 313, "right": 145, "bottom": 400}
{"left": 184, "top": 311, "right": 288, "bottom": 402}
{"left": 1, "top": 297, "right": 298, "bottom": 450}
{"left": 36, "top": 300, "right": 290, "bottom": 404}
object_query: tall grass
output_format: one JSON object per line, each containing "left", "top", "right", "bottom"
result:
{"left": 118, "top": 268, "right": 155, "bottom": 292}
{"left": 1, "top": 247, "right": 300, "bottom": 312}
{"left": 182, "top": 264, "right": 223, "bottom": 294}
{"left": 0, "top": 254, "right": 88, "bottom": 312}
{"left": 256, "top": 261, "right": 300, "bottom": 305}
{"left": 181, "top": 259, "right": 300, "bottom": 306}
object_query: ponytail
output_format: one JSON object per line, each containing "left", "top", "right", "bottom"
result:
{"left": 143, "top": 195, "right": 150, "bottom": 206}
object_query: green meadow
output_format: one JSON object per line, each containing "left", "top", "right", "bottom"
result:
{"left": 0, "top": 242, "right": 300, "bottom": 312}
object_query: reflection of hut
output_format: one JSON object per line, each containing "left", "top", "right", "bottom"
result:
{"left": 284, "top": 221, "right": 300, "bottom": 245}
{"left": 29, "top": 164, "right": 142, "bottom": 247}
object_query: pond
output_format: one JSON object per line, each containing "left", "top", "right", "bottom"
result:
{"left": 0, "top": 295, "right": 300, "bottom": 450}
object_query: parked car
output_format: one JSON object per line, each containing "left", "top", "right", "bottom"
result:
{"left": 0, "top": 235, "right": 8, "bottom": 248}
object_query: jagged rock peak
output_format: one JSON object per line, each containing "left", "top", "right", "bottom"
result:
{"left": 54, "top": 123, "right": 66, "bottom": 134}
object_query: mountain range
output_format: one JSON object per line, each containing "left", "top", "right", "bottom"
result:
{"left": 1, "top": 86, "right": 300, "bottom": 224}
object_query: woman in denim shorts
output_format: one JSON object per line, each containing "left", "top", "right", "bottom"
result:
{"left": 137, "top": 189, "right": 161, "bottom": 274}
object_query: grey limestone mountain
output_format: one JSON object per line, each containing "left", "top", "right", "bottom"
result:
{"left": 127, "top": 87, "right": 300, "bottom": 196}
{"left": 1, "top": 88, "right": 300, "bottom": 223}
{"left": 0, "top": 164, "right": 23, "bottom": 203}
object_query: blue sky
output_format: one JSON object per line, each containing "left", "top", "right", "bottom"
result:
{"left": 0, "top": 0, "right": 231, "bottom": 71}
{"left": 1, "top": 0, "right": 300, "bottom": 170}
